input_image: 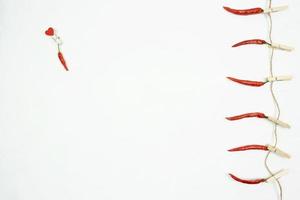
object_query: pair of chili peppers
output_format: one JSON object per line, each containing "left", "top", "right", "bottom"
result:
{"left": 227, "top": 76, "right": 292, "bottom": 87}
{"left": 228, "top": 145, "right": 290, "bottom": 184}
{"left": 223, "top": 5, "right": 288, "bottom": 16}
{"left": 45, "top": 27, "right": 69, "bottom": 71}
{"left": 223, "top": 6, "right": 293, "bottom": 51}
{"left": 226, "top": 112, "right": 290, "bottom": 128}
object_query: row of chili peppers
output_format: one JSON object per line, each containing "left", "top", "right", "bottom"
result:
{"left": 223, "top": 3, "right": 292, "bottom": 186}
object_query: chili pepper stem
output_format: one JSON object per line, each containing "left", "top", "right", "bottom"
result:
{"left": 265, "top": 169, "right": 289, "bottom": 183}
{"left": 266, "top": 116, "right": 291, "bottom": 128}
{"left": 267, "top": 145, "right": 291, "bottom": 159}
{"left": 266, "top": 75, "right": 292, "bottom": 82}
{"left": 268, "top": 42, "right": 294, "bottom": 51}
{"left": 263, "top": 5, "right": 288, "bottom": 14}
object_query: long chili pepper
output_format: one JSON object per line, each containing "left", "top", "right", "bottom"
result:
{"left": 226, "top": 112, "right": 290, "bottom": 128}
{"left": 232, "top": 39, "right": 268, "bottom": 48}
{"left": 228, "top": 145, "right": 291, "bottom": 158}
{"left": 226, "top": 112, "right": 266, "bottom": 121}
{"left": 45, "top": 27, "right": 69, "bottom": 71}
{"left": 224, "top": 5, "right": 288, "bottom": 16}
{"left": 223, "top": 6, "right": 263, "bottom": 16}
{"left": 228, "top": 145, "right": 268, "bottom": 152}
{"left": 58, "top": 52, "right": 69, "bottom": 71}
{"left": 227, "top": 77, "right": 266, "bottom": 87}
{"left": 229, "top": 173, "right": 266, "bottom": 185}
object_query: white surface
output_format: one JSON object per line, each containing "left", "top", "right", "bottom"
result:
{"left": 0, "top": 0, "right": 299, "bottom": 199}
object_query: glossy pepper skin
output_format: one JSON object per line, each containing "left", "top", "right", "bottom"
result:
{"left": 228, "top": 145, "right": 268, "bottom": 152}
{"left": 227, "top": 77, "right": 266, "bottom": 87}
{"left": 223, "top": 6, "right": 264, "bottom": 16}
{"left": 58, "top": 52, "right": 69, "bottom": 71}
{"left": 226, "top": 112, "right": 267, "bottom": 121}
{"left": 232, "top": 39, "right": 267, "bottom": 47}
{"left": 229, "top": 174, "right": 266, "bottom": 185}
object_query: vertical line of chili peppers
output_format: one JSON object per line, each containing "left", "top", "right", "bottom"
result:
{"left": 223, "top": 1, "right": 292, "bottom": 199}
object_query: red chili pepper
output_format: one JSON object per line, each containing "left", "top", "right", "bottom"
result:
{"left": 228, "top": 145, "right": 268, "bottom": 152}
{"left": 223, "top": 6, "right": 264, "bottom": 16}
{"left": 232, "top": 39, "right": 268, "bottom": 48}
{"left": 229, "top": 173, "right": 266, "bottom": 185}
{"left": 58, "top": 51, "right": 69, "bottom": 71}
{"left": 226, "top": 112, "right": 266, "bottom": 121}
{"left": 227, "top": 77, "right": 266, "bottom": 87}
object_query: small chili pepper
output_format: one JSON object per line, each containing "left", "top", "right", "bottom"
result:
{"left": 232, "top": 39, "right": 268, "bottom": 48}
{"left": 45, "top": 27, "right": 69, "bottom": 71}
{"left": 228, "top": 145, "right": 268, "bottom": 152}
{"left": 223, "top": 6, "right": 264, "bottom": 16}
{"left": 58, "top": 52, "right": 69, "bottom": 71}
{"left": 265, "top": 169, "right": 289, "bottom": 183}
{"left": 227, "top": 77, "right": 266, "bottom": 87}
{"left": 229, "top": 173, "right": 266, "bottom": 185}
{"left": 226, "top": 112, "right": 266, "bottom": 121}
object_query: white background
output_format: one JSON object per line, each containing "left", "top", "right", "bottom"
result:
{"left": 0, "top": 0, "right": 299, "bottom": 199}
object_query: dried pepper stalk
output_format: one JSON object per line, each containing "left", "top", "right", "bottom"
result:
{"left": 45, "top": 27, "right": 69, "bottom": 71}
{"left": 226, "top": 112, "right": 290, "bottom": 128}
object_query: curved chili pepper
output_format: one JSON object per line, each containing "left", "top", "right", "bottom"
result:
{"left": 229, "top": 173, "right": 266, "bottom": 185}
{"left": 226, "top": 112, "right": 266, "bottom": 121}
{"left": 227, "top": 77, "right": 266, "bottom": 87}
{"left": 232, "top": 39, "right": 268, "bottom": 48}
{"left": 223, "top": 6, "right": 264, "bottom": 16}
{"left": 228, "top": 145, "right": 268, "bottom": 152}
{"left": 58, "top": 51, "right": 69, "bottom": 71}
